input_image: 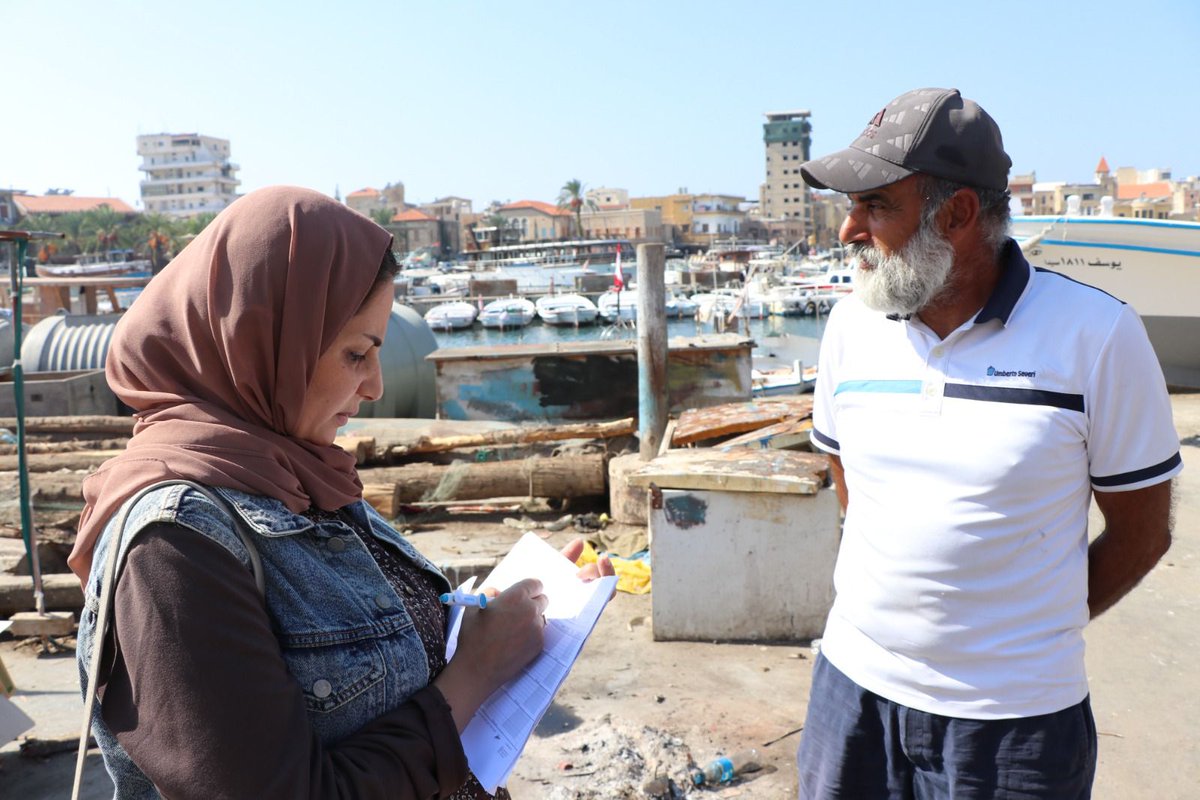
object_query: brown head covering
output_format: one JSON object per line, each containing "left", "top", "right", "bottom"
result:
{"left": 69, "top": 186, "right": 393, "bottom": 581}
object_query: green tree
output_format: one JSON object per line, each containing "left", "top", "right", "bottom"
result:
{"left": 369, "top": 207, "right": 395, "bottom": 227}
{"left": 557, "top": 179, "right": 597, "bottom": 239}
{"left": 184, "top": 213, "right": 217, "bottom": 238}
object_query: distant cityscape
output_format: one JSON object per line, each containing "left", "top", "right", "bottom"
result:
{"left": 4, "top": 114, "right": 1199, "bottom": 265}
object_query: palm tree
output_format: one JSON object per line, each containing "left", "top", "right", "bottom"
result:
{"left": 183, "top": 213, "right": 217, "bottom": 238}
{"left": 557, "top": 179, "right": 597, "bottom": 239}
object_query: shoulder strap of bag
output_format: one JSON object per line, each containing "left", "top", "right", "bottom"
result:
{"left": 71, "top": 480, "right": 265, "bottom": 800}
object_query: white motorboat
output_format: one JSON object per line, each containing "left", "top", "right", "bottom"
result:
{"left": 479, "top": 297, "right": 537, "bottom": 329}
{"left": 597, "top": 289, "right": 637, "bottom": 324}
{"left": 424, "top": 300, "right": 478, "bottom": 331}
{"left": 692, "top": 291, "right": 769, "bottom": 325}
{"left": 535, "top": 293, "right": 599, "bottom": 326}
{"left": 751, "top": 358, "right": 818, "bottom": 397}
{"left": 1011, "top": 209, "right": 1200, "bottom": 388}
{"left": 36, "top": 253, "right": 152, "bottom": 279}
{"left": 665, "top": 291, "right": 698, "bottom": 319}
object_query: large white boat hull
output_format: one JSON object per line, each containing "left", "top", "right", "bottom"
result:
{"left": 1011, "top": 216, "right": 1200, "bottom": 388}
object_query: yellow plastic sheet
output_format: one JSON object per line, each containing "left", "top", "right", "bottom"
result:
{"left": 575, "top": 540, "right": 651, "bottom": 595}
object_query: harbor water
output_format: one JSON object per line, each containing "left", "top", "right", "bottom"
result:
{"left": 427, "top": 312, "right": 829, "bottom": 366}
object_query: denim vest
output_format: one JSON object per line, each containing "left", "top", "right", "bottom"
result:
{"left": 76, "top": 483, "right": 452, "bottom": 798}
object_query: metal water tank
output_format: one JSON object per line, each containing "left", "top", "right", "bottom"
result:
{"left": 359, "top": 303, "right": 439, "bottom": 419}
{"left": 16, "top": 305, "right": 438, "bottom": 418}
{"left": 20, "top": 313, "right": 120, "bottom": 373}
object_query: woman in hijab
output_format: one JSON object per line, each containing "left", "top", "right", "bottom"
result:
{"left": 72, "top": 186, "right": 611, "bottom": 799}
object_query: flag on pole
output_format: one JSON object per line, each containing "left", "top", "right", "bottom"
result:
{"left": 613, "top": 247, "right": 624, "bottom": 290}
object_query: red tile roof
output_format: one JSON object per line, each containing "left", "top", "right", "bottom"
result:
{"left": 1095, "top": 156, "right": 1110, "bottom": 173}
{"left": 1117, "top": 181, "right": 1172, "bottom": 200}
{"left": 392, "top": 209, "right": 436, "bottom": 223}
{"left": 14, "top": 194, "right": 136, "bottom": 215}
{"left": 501, "top": 199, "right": 571, "bottom": 216}
{"left": 347, "top": 187, "right": 380, "bottom": 198}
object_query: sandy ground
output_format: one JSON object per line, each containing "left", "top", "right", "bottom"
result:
{"left": 2, "top": 394, "right": 1198, "bottom": 798}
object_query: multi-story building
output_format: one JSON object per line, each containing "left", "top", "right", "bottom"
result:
{"left": 389, "top": 209, "right": 442, "bottom": 255}
{"left": 497, "top": 200, "right": 572, "bottom": 243}
{"left": 760, "top": 110, "right": 813, "bottom": 229}
{"left": 585, "top": 187, "right": 629, "bottom": 208}
{"left": 1009, "top": 172, "right": 1036, "bottom": 215}
{"left": 346, "top": 183, "right": 406, "bottom": 218}
{"left": 419, "top": 196, "right": 473, "bottom": 257}
{"left": 630, "top": 192, "right": 747, "bottom": 252}
{"left": 579, "top": 206, "right": 665, "bottom": 244}
{"left": 136, "top": 133, "right": 240, "bottom": 217}
{"left": 690, "top": 194, "right": 747, "bottom": 245}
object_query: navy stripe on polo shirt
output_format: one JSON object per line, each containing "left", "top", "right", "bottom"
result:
{"left": 808, "top": 240, "right": 1182, "bottom": 721}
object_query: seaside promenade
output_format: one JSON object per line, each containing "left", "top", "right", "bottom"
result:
{"left": 2, "top": 395, "right": 1197, "bottom": 798}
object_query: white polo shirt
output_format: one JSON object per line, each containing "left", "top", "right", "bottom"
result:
{"left": 811, "top": 241, "right": 1182, "bottom": 719}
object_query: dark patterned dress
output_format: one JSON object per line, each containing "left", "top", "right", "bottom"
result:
{"left": 314, "top": 508, "right": 512, "bottom": 799}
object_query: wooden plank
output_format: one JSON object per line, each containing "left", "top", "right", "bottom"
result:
{"left": 0, "top": 437, "right": 129, "bottom": 456}
{"left": 0, "top": 449, "right": 122, "bottom": 472}
{"left": 390, "top": 417, "right": 635, "bottom": 457}
{"left": 719, "top": 418, "right": 813, "bottom": 451}
{"left": 0, "top": 416, "right": 133, "bottom": 435}
{"left": 388, "top": 454, "right": 607, "bottom": 503}
{"left": 627, "top": 448, "right": 828, "bottom": 495}
{"left": 7, "top": 611, "right": 75, "bottom": 637}
{"left": 362, "top": 482, "right": 400, "bottom": 518}
{"left": 671, "top": 396, "right": 814, "bottom": 446}
{"left": 0, "top": 573, "right": 84, "bottom": 616}
{"left": 334, "top": 435, "right": 375, "bottom": 465}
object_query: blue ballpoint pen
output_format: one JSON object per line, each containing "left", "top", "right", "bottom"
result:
{"left": 439, "top": 589, "right": 488, "bottom": 609}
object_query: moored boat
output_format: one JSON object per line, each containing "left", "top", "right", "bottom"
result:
{"left": 424, "top": 300, "right": 479, "bottom": 331}
{"left": 479, "top": 297, "right": 537, "bottom": 330}
{"left": 597, "top": 289, "right": 637, "bottom": 324}
{"left": 535, "top": 293, "right": 598, "bottom": 326}
{"left": 1011, "top": 212, "right": 1200, "bottom": 388}
{"left": 35, "top": 252, "right": 151, "bottom": 279}
{"left": 665, "top": 291, "right": 698, "bottom": 319}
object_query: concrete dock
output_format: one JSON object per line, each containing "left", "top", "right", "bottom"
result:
{"left": 2, "top": 394, "right": 1198, "bottom": 798}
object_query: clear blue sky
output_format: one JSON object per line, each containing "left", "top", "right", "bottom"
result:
{"left": 4, "top": 0, "right": 1198, "bottom": 210}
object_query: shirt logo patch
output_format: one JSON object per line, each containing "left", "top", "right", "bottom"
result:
{"left": 987, "top": 365, "right": 1037, "bottom": 378}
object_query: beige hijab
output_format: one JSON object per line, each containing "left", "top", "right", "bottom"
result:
{"left": 69, "top": 186, "right": 393, "bottom": 582}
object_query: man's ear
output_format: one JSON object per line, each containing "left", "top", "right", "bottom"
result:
{"left": 940, "top": 188, "right": 981, "bottom": 242}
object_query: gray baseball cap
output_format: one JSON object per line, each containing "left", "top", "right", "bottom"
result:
{"left": 800, "top": 88, "right": 1011, "bottom": 193}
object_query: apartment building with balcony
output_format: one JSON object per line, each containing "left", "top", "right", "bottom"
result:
{"left": 137, "top": 133, "right": 240, "bottom": 217}
{"left": 630, "top": 192, "right": 747, "bottom": 252}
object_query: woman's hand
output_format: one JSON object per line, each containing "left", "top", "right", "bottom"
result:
{"left": 559, "top": 537, "right": 616, "bottom": 582}
{"left": 433, "top": 578, "right": 547, "bottom": 732}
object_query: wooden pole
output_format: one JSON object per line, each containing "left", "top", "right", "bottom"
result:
{"left": 387, "top": 417, "right": 635, "bottom": 458}
{"left": 0, "top": 416, "right": 134, "bottom": 435}
{"left": 636, "top": 243, "right": 668, "bottom": 460}
{"left": 365, "top": 454, "right": 608, "bottom": 504}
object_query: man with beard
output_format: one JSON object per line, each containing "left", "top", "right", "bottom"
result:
{"left": 793, "top": 88, "right": 1181, "bottom": 799}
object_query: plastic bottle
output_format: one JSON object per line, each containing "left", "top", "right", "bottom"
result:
{"left": 690, "top": 748, "right": 760, "bottom": 785}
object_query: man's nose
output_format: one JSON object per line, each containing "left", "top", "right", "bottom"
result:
{"left": 840, "top": 212, "right": 869, "bottom": 245}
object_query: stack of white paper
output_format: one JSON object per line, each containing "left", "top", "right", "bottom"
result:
{"left": 445, "top": 532, "right": 618, "bottom": 793}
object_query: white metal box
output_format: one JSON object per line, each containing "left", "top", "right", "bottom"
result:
{"left": 648, "top": 485, "right": 838, "bottom": 642}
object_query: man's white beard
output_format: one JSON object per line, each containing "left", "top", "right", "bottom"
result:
{"left": 850, "top": 218, "right": 955, "bottom": 315}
